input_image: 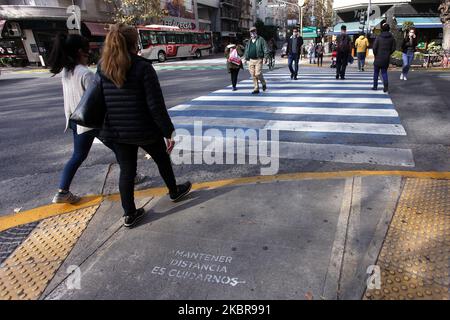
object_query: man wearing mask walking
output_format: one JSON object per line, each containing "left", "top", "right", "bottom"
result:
{"left": 244, "top": 26, "right": 270, "bottom": 94}
{"left": 335, "top": 25, "right": 351, "bottom": 80}
{"left": 287, "top": 27, "right": 304, "bottom": 80}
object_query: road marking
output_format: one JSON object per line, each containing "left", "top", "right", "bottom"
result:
{"left": 265, "top": 120, "right": 406, "bottom": 135}
{"left": 171, "top": 105, "right": 399, "bottom": 117}
{"left": 172, "top": 135, "right": 414, "bottom": 166}
{"left": 213, "top": 89, "right": 387, "bottom": 95}
{"left": 194, "top": 96, "right": 392, "bottom": 104}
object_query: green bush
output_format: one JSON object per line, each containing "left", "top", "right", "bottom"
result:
{"left": 391, "top": 50, "right": 402, "bottom": 59}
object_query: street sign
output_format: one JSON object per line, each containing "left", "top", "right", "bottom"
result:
{"left": 298, "top": 0, "right": 305, "bottom": 7}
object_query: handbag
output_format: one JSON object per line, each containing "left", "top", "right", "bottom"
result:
{"left": 348, "top": 55, "right": 354, "bottom": 64}
{"left": 228, "top": 48, "right": 242, "bottom": 66}
{"left": 70, "top": 72, "right": 106, "bottom": 129}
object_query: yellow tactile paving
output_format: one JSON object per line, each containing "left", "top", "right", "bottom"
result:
{"left": 365, "top": 178, "right": 450, "bottom": 300}
{"left": 0, "top": 205, "right": 98, "bottom": 300}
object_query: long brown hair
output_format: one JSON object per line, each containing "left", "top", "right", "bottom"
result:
{"left": 100, "top": 23, "right": 138, "bottom": 88}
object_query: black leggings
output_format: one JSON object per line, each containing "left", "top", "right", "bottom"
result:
{"left": 112, "top": 139, "right": 177, "bottom": 216}
{"left": 230, "top": 68, "right": 240, "bottom": 88}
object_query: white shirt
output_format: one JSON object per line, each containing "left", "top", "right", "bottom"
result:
{"left": 61, "top": 65, "right": 95, "bottom": 134}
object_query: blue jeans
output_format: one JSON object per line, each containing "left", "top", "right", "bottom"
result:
{"left": 59, "top": 124, "right": 96, "bottom": 191}
{"left": 402, "top": 52, "right": 414, "bottom": 75}
{"left": 373, "top": 65, "right": 388, "bottom": 88}
{"left": 288, "top": 53, "right": 299, "bottom": 76}
{"left": 357, "top": 52, "right": 366, "bottom": 70}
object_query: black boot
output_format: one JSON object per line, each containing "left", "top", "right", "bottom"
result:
{"left": 383, "top": 82, "right": 388, "bottom": 93}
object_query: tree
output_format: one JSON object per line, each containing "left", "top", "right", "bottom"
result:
{"left": 105, "top": 0, "right": 163, "bottom": 25}
{"left": 439, "top": 0, "right": 450, "bottom": 51}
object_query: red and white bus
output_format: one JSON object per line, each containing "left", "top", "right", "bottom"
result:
{"left": 137, "top": 25, "right": 212, "bottom": 62}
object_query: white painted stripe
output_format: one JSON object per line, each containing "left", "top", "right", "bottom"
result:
{"left": 172, "top": 116, "right": 406, "bottom": 135}
{"left": 170, "top": 105, "right": 399, "bottom": 117}
{"left": 172, "top": 135, "right": 415, "bottom": 166}
{"left": 170, "top": 104, "right": 191, "bottom": 111}
{"left": 239, "top": 79, "right": 377, "bottom": 84}
{"left": 213, "top": 89, "right": 386, "bottom": 95}
{"left": 265, "top": 120, "right": 406, "bottom": 135}
{"left": 263, "top": 76, "right": 374, "bottom": 79}
{"left": 228, "top": 83, "right": 377, "bottom": 88}
{"left": 194, "top": 95, "right": 392, "bottom": 104}
{"left": 172, "top": 116, "right": 266, "bottom": 128}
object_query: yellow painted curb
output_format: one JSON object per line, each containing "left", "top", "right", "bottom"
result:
{"left": 1, "top": 171, "right": 449, "bottom": 232}
{"left": 0, "top": 195, "right": 102, "bottom": 233}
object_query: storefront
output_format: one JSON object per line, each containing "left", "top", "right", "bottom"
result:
{"left": 0, "top": 20, "right": 28, "bottom": 67}
{"left": 394, "top": 16, "right": 443, "bottom": 50}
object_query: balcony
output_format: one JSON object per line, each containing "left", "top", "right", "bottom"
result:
{"left": 0, "top": 5, "right": 69, "bottom": 20}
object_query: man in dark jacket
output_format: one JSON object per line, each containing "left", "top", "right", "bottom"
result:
{"left": 372, "top": 23, "right": 396, "bottom": 92}
{"left": 286, "top": 27, "right": 304, "bottom": 80}
{"left": 335, "top": 25, "right": 351, "bottom": 80}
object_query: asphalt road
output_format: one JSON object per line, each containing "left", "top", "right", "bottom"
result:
{"left": 0, "top": 59, "right": 449, "bottom": 216}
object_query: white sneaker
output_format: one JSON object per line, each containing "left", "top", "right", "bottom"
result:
{"left": 400, "top": 74, "right": 404, "bottom": 80}
{"left": 403, "top": 75, "right": 407, "bottom": 81}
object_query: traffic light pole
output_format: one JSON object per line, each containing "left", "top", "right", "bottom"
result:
{"left": 366, "top": 0, "right": 372, "bottom": 35}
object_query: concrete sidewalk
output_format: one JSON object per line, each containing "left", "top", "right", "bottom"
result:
{"left": 0, "top": 171, "right": 448, "bottom": 300}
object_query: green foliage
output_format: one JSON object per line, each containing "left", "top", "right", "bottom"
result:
{"left": 391, "top": 50, "right": 403, "bottom": 59}
{"left": 427, "top": 41, "right": 443, "bottom": 54}
{"left": 401, "top": 21, "right": 415, "bottom": 32}
{"left": 105, "top": 0, "right": 163, "bottom": 25}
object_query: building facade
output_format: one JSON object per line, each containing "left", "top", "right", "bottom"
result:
{"left": 332, "top": 0, "right": 444, "bottom": 49}
{"left": 0, "top": 0, "right": 114, "bottom": 65}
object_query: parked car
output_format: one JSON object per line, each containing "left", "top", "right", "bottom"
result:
{"left": 281, "top": 42, "right": 287, "bottom": 57}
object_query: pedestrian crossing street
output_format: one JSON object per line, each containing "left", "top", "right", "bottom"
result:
{"left": 169, "top": 67, "right": 415, "bottom": 167}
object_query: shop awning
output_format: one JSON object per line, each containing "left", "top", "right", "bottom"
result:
{"left": 83, "top": 22, "right": 109, "bottom": 37}
{"left": 0, "top": 20, "right": 6, "bottom": 38}
{"left": 328, "top": 18, "right": 383, "bottom": 35}
{"left": 395, "top": 17, "right": 443, "bottom": 29}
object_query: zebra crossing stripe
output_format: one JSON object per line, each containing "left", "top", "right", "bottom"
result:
{"left": 193, "top": 96, "right": 392, "bottom": 104}
{"left": 213, "top": 89, "right": 387, "bottom": 95}
{"left": 227, "top": 84, "right": 377, "bottom": 88}
{"left": 172, "top": 135, "right": 414, "bottom": 167}
{"left": 171, "top": 116, "right": 406, "bottom": 135}
{"left": 264, "top": 120, "right": 406, "bottom": 135}
{"left": 170, "top": 105, "right": 398, "bottom": 117}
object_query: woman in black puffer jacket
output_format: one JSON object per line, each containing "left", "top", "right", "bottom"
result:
{"left": 99, "top": 24, "right": 191, "bottom": 228}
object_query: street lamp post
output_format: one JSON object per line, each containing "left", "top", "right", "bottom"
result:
{"left": 275, "top": 0, "right": 305, "bottom": 36}
{"left": 366, "top": 0, "right": 372, "bottom": 35}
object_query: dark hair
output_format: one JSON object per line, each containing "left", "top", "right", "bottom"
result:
{"left": 381, "top": 23, "right": 390, "bottom": 32}
{"left": 341, "top": 25, "right": 347, "bottom": 31}
{"left": 48, "top": 33, "right": 90, "bottom": 75}
{"left": 293, "top": 28, "right": 298, "bottom": 32}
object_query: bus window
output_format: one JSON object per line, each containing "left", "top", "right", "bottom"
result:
{"left": 156, "top": 32, "right": 166, "bottom": 44}
{"left": 166, "top": 33, "right": 176, "bottom": 44}
{"left": 139, "top": 30, "right": 151, "bottom": 48}
{"left": 183, "top": 34, "right": 193, "bottom": 44}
